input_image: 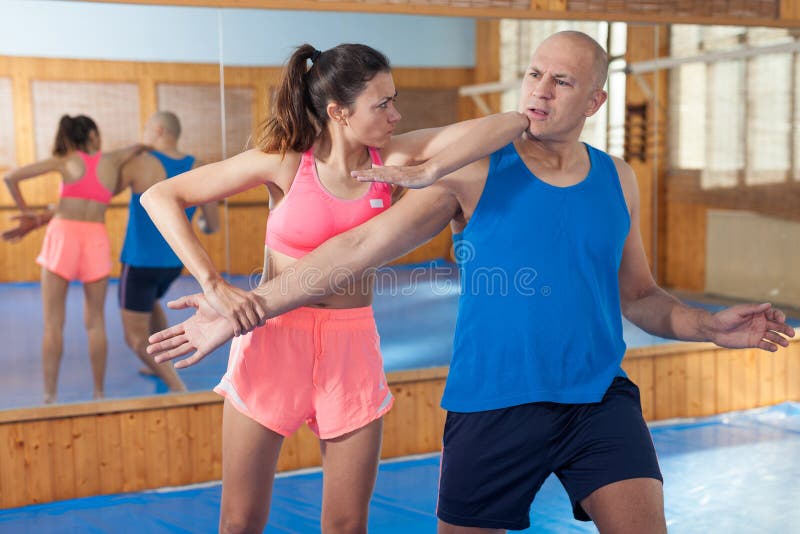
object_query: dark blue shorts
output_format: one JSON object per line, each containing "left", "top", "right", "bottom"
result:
{"left": 436, "top": 377, "right": 662, "bottom": 531}
{"left": 118, "top": 263, "right": 183, "bottom": 313}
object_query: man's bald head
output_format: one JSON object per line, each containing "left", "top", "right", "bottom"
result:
{"left": 151, "top": 111, "right": 182, "bottom": 139}
{"left": 538, "top": 31, "right": 609, "bottom": 89}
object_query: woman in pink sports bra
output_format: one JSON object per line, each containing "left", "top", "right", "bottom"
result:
{"left": 3, "top": 115, "right": 146, "bottom": 403}
{"left": 142, "top": 43, "right": 527, "bottom": 533}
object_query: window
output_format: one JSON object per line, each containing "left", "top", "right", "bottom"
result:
{"left": 669, "top": 25, "right": 796, "bottom": 187}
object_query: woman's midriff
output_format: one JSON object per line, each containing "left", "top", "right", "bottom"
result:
{"left": 262, "top": 246, "right": 374, "bottom": 309}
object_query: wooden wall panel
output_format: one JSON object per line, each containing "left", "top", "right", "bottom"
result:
{"left": 0, "top": 77, "right": 15, "bottom": 170}
{"left": 475, "top": 20, "right": 502, "bottom": 114}
{"left": 96, "top": 413, "right": 124, "bottom": 496}
{"left": 21, "top": 420, "right": 55, "bottom": 504}
{"left": 81, "top": 0, "right": 799, "bottom": 28}
{"left": 119, "top": 412, "right": 147, "bottom": 493}
{"left": 782, "top": 0, "right": 800, "bottom": 20}
{"left": 392, "top": 89, "right": 460, "bottom": 135}
{"left": 662, "top": 201, "right": 707, "bottom": 292}
{"left": 1, "top": 341, "right": 797, "bottom": 509}
{"left": 0, "top": 423, "right": 26, "bottom": 508}
{"left": 156, "top": 84, "right": 256, "bottom": 162}
{"left": 164, "top": 407, "right": 193, "bottom": 487}
{"left": 70, "top": 415, "right": 101, "bottom": 498}
{"left": 788, "top": 342, "right": 800, "bottom": 400}
{"left": 625, "top": 25, "right": 670, "bottom": 274}
{"left": 50, "top": 418, "right": 77, "bottom": 501}
{"left": 156, "top": 83, "right": 224, "bottom": 163}
{"left": 699, "top": 350, "right": 717, "bottom": 417}
{"left": 143, "top": 410, "right": 170, "bottom": 489}
{"left": 716, "top": 349, "right": 734, "bottom": 413}
{"left": 0, "top": 221, "right": 48, "bottom": 282}
{"left": 227, "top": 204, "right": 268, "bottom": 277}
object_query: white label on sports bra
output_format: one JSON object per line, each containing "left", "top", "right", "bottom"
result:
{"left": 370, "top": 199, "right": 384, "bottom": 208}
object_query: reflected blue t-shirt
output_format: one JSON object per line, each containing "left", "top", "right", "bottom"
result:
{"left": 120, "top": 150, "right": 196, "bottom": 268}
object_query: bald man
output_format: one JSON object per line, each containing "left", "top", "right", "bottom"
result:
{"left": 150, "top": 32, "right": 794, "bottom": 532}
{"left": 118, "top": 111, "right": 219, "bottom": 392}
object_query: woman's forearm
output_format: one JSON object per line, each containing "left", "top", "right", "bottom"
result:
{"left": 141, "top": 183, "right": 221, "bottom": 289}
{"left": 3, "top": 174, "right": 29, "bottom": 212}
{"left": 426, "top": 111, "right": 529, "bottom": 179}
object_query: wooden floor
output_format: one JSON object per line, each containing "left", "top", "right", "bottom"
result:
{"left": 1, "top": 339, "right": 798, "bottom": 509}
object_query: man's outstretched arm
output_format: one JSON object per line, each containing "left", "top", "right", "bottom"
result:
{"left": 148, "top": 181, "right": 462, "bottom": 367}
{"left": 615, "top": 158, "right": 795, "bottom": 351}
{"left": 255, "top": 182, "right": 460, "bottom": 317}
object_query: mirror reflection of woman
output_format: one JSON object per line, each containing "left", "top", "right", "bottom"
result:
{"left": 142, "top": 44, "right": 527, "bottom": 533}
{"left": 3, "top": 115, "right": 146, "bottom": 404}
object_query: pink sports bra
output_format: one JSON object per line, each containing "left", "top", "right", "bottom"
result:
{"left": 265, "top": 146, "right": 392, "bottom": 258}
{"left": 59, "top": 151, "right": 113, "bottom": 205}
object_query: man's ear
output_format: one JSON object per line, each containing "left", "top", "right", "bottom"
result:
{"left": 585, "top": 89, "right": 608, "bottom": 118}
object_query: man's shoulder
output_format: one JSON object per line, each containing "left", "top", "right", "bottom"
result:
{"left": 606, "top": 154, "right": 634, "bottom": 182}
{"left": 441, "top": 156, "right": 491, "bottom": 189}
{"left": 125, "top": 152, "right": 167, "bottom": 191}
{"left": 130, "top": 150, "right": 159, "bottom": 166}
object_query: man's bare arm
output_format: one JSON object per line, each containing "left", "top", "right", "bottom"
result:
{"left": 114, "top": 153, "right": 144, "bottom": 196}
{"left": 190, "top": 159, "right": 221, "bottom": 234}
{"left": 617, "top": 159, "right": 794, "bottom": 350}
{"left": 254, "top": 181, "right": 461, "bottom": 319}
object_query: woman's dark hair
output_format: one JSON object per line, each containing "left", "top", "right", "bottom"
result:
{"left": 257, "top": 43, "right": 391, "bottom": 155}
{"left": 52, "top": 115, "right": 98, "bottom": 156}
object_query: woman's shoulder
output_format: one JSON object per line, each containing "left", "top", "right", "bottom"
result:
{"left": 233, "top": 147, "right": 304, "bottom": 192}
{"left": 60, "top": 152, "right": 86, "bottom": 179}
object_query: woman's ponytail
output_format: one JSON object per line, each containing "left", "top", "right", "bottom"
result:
{"left": 257, "top": 44, "right": 319, "bottom": 155}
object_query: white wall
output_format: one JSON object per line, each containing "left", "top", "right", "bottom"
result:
{"left": 0, "top": 1, "right": 474, "bottom": 67}
{"left": 706, "top": 210, "right": 800, "bottom": 307}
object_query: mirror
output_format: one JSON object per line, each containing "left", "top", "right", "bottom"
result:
{"left": 2, "top": 3, "right": 794, "bottom": 414}
{"left": 0, "top": 3, "right": 483, "bottom": 409}
{"left": 0, "top": 0, "right": 227, "bottom": 408}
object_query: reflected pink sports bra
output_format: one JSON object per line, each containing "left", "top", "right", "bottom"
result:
{"left": 265, "top": 146, "right": 392, "bottom": 258}
{"left": 59, "top": 151, "right": 113, "bottom": 204}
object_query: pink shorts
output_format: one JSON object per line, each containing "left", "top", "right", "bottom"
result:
{"left": 214, "top": 306, "right": 394, "bottom": 439}
{"left": 36, "top": 218, "right": 111, "bottom": 282}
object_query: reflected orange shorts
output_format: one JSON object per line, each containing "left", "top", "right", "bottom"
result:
{"left": 36, "top": 218, "right": 111, "bottom": 282}
{"left": 214, "top": 306, "right": 394, "bottom": 439}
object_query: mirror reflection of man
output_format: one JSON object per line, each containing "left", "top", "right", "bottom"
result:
{"left": 118, "top": 111, "right": 219, "bottom": 392}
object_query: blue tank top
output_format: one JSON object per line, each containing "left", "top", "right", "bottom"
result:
{"left": 442, "top": 142, "right": 631, "bottom": 412}
{"left": 120, "top": 150, "right": 196, "bottom": 267}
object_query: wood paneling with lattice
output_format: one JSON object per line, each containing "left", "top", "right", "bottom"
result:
{"left": 156, "top": 84, "right": 256, "bottom": 163}
{"left": 31, "top": 81, "right": 140, "bottom": 161}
